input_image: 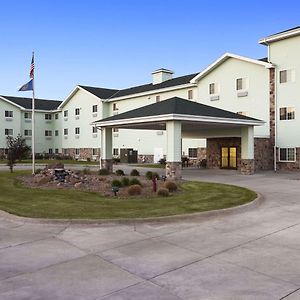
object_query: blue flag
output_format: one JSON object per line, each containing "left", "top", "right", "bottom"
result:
{"left": 19, "top": 79, "right": 33, "bottom": 91}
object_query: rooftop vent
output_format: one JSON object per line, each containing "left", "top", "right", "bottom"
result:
{"left": 152, "top": 68, "right": 174, "bottom": 85}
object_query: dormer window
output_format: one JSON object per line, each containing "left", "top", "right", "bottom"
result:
{"left": 113, "top": 103, "right": 118, "bottom": 111}
{"left": 188, "top": 90, "right": 193, "bottom": 100}
{"left": 209, "top": 83, "right": 217, "bottom": 94}
{"left": 156, "top": 95, "right": 160, "bottom": 102}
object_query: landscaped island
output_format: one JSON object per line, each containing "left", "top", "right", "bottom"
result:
{"left": 0, "top": 170, "right": 257, "bottom": 219}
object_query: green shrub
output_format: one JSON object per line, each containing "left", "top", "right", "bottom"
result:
{"left": 145, "top": 171, "right": 153, "bottom": 180}
{"left": 130, "top": 169, "right": 140, "bottom": 176}
{"left": 115, "top": 169, "right": 125, "bottom": 176}
{"left": 111, "top": 179, "right": 122, "bottom": 188}
{"left": 152, "top": 172, "right": 160, "bottom": 180}
{"left": 83, "top": 168, "right": 91, "bottom": 175}
{"left": 129, "top": 178, "right": 141, "bottom": 186}
{"left": 35, "top": 168, "right": 42, "bottom": 174}
{"left": 121, "top": 177, "right": 130, "bottom": 186}
{"left": 164, "top": 181, "right": 178, "bottom": 192}
{"left": 98, "top": 169, "right": 109, "bottom": 175}
{"left": 157, "top": 188, "right": 169, "bottom": 197}
{"left": 127, "top": 184, "right": 142, "bottom": 195}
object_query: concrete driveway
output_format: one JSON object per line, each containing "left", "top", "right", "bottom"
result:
{"left": 0, "top": 169, "right": 300, "bottom": 299}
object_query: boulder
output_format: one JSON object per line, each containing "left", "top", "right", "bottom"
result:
{"left": 35, "top": 175, "right": 52, "bottom": 185}
{"left": 74, "top": 182, "right": 83, "bottom": 188}
{"left": 46, "top": 163, "right": 64, "bottom": 170}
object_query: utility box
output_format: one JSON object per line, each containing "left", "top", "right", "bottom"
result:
{"left": 120, "top": 148, "right": 138, "bottom": 163}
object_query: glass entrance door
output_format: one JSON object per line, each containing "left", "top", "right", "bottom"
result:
{"left": 221, "top": 147, "right": 237, "bottom": 169}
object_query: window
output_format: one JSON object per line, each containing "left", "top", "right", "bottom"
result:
{"left": 55, "top": 130, "right": 59, "bottom": 136}
{"left": 209, "top": 83, "right": 216, "bottom": 94}
{"left": 24, "top": 112, "right": 32, "bottom": 119}
{"left": 92, "top": 148, "right": 97, "bottom": 156}
{"left": 279, "top": 70, "right": 294, "bottom": 83}
{"left": 279, "top": 148, "right": 296, "bottom": 162}
{"left": 49, "top": 149, "right": 53, "bottom": 154}
{"left": 55, "top": 114, "right": 59, "bottom": 120}
{"left": 45, "top": 114, "right": 52, "bottom": 120}
{"left": 188, "top": 148, "right": 198, "bottom": 158}
{"left": 55, "top": 148, "right": 59, "bottom": 154}
{"left": 5, "top": 129, "right": 13, "bottom": 136}
{"left": 64, "top": 110, "right": 68, "bottom": 117}
{"left": 75, "top": 127, "right": 80, "bottom": 135}
{"left": 63, "top": 149, "right": 68, "bottom": 155}
{"left": 24, "top": 129, "right": 32, "bottom": 136}
{"left": 236, "top": 78, "right": 244, "bottom": 90}
{"left": 64, "top": 128, "right": 68, "bottom": 135}
{"left": 92, "top": 105, "right": 98, "bottom": 113}
{"left": 113, "top": 103, "right": 118, "bottom": 111}
{"left": 5, "top": 111, "right": 13, "bottom": 118}
{"left": 75, "top": 148, "right": 80, "bottom": 155}
{"left": 92, "top": 126, "right": 97, "bottom": 133}
{"left": 113, "top": 128, "right": 119, "bottom": 132}
{"left": 188, "top": 90, "right": 193, "bottom": 100}
{"left": 280, "top": 107, "right": 295, "bottom": 120}
{"left": 156, "top": 95, "right": 160, "bottom": 102}
{"left": 75, "top": 108, "right": 80, "bottom": 115}
{"left": 45, "top": 130, "right": 52, "bottom": 137}
{"left": 113, "top": 148, "right": 119, "bottom": 156}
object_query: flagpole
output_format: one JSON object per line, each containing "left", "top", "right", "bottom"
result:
{"left": 31, "top": 52, "right": 35, "bottom": 175}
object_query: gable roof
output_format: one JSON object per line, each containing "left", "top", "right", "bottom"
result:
{"left": 78, "top": 86, "right": 119, "bottom": 99}
{"left": 0, "top": 95, "right": 61, "bottom": 110}
{"left": 96, "top": 97, "right": 260, "bottom": 124}
{"left": 259, "top": 26, "right": 300, "bottom": 45}
{"left": 190, "top": 53, "right": 273, "bottom": 83}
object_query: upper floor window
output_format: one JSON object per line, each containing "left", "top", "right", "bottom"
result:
{"left": 55, "top": 130, "right": 59, "bottom": 136}
{"left": 5, "top": 111, "right": 13, "bottom": 118}
{"left": 156, "top": 95, "right": 160, "bottom": 102}
{"left": 92, "top": 105, "right": 98, "bottom": 113}
{"left": 92, "top": 126, "right": 97, "bottom": 133}
{"left": 280, "top": 107, "right": 295, "bottom": 120}
{"left": 188, "top": 90, "right": 193, "bottom": 100}
{"left": 64, "top": 110, "right": 68, "bottom": 117}
{"left": 24, "top": 129, "right": 32, "bottom": 136}
{"left": 24, "top": 112, "right": 32, "bottom": 119}
{"left": 279, "top": 69, "right": 295, "bottom": 83}
{"left": 113, "top": 128, "right": 119, "bottom": 133}
{"left": 45, "top": 130, "right": 52, "bottom": 137}
{"left": 75, "top": 127, "right": 80, "bottom": 135}
{"left": 45, "top": 114, "right": 52, "bottom": 120}
{"left": 209, "top": 83, "right": 217, "bottom": 94}
{"left": 55, "top": 113, "right": 59, "bottom": 120}
{"left": 279, "top": 148, "right": 296, "bottom": 162}
{"left": 64, "top": 128, "right": 68, "bottom": 135}
{"left": 5, "top": 129, "right": 13, "bottom": 136}
{"left": 75, "top": 108, "right": 80, "bottom": 115}
{"left": 188, "top": 148, "right": 198, "bottom": 158}
{"left": 113, "top": 103, "right": 118, "bottom": 111}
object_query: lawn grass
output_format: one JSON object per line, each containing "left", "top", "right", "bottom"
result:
{"left": 0, "top": 159, "right": 98, "bottom": 165}
{"left": 0, "top": 171, "right": 257, "bottom": 219}
{"left": 132, "top": 164, "right": 165, "bottom": 169}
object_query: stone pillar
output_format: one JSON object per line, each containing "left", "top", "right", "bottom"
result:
{"left": 241, "top": 126, "right": 255, "bottom": 175}
{"left": 166, "top": 121, "right": 182, "bottom": 179}
{"left": 100, "top": 127, "right": 113, "bottom": 173}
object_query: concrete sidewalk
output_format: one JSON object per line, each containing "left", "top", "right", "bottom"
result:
{"left": 0, "top": 170, "right": 300, "bottom": 299}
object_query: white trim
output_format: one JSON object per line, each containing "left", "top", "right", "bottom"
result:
{"left": 93, "top": 113, "right": 264, "bottom": 128}
{"left": 278, "top": 147, "right": 297, "bottom": 162}
{"left": 0, "top": 96, "right": 25, "bottom": 109}
{"left": 190, "top": 53, "right": 273, "bottom": 83}
{"left": 259, "top": 28, "right": 300, "bottom": 45}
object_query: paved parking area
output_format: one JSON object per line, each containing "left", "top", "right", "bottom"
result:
{"left": 0, "top": 169, "right": 300, "bottom": 299}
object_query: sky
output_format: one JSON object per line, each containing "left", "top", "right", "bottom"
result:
{"left": 1, "top": 0, "right": 300, "bottom": 100}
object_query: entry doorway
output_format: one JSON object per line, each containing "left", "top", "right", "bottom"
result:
{"left": 221, "top": 147, "right": 237, "bottom": 169}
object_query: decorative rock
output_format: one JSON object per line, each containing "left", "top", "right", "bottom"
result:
{"left": 74, "top": 182, "right": 83, "bottom": 188}
{"left": 47, "top": 163, "right": 64, "bottom": 169}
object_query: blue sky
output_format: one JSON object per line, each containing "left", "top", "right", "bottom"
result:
{"left": 1, "top": 0, "right": 300, "bottom": 100}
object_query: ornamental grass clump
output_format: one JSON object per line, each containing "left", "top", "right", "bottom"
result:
{"left": 164, "top": 181, "right": 178, "bottom": 192}
{"left": 115, "top": 169, "right": 125, "bottom": 176}
{"left": 157, "top": 187, "right": 169, "bottom": 197}
{"left": 130, "top": 169, "right": 140, "bottom": 176}
{"left": 127, "top": 184, "right": 142, "bottom": 195}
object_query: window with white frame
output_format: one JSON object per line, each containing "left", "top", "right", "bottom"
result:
{"left": 55, "top": 130, "right": 59, "bottom": 136}
{"left": 280, "top": 107, "right": 295, "bottom": 120}
{"left": 64, "top": 128, "right": 68, "bottom": 135}
{"left": 156, "top": 95, "right": 160, "bottom": 102}
{"left": 75, "top": 108, "right": 80, "bottom": 115}
{"left": 64, "top": 110, "right": 68, "bottom": 117}
{"left": 236, "top": 78, "right": 247, "bottom": 90}
{"left": 209, "top": 83, "right": 218, "bottom": 95}
{"left": 113, "top": 148, "right": 119, "bottom": 156}
{"left": 5, "top": 129, "right": 13, "bottom": 136}
{"left": 188, "top": 90, "right": 193, "bottom": 100}
{"left": 75, "top": 148, "right": 80, "bottom": 155}
{"left": 63, "top": 149, "right": 68, "bottom": 155}
{"left": 24, "top": 112, "right": 32, "bottom": 119}
{"left": 279, "top": 148, "right": 296, "bottom": 162}
{"left": 188, "top": 148, "right": 198, "bottom": 158}
{"left": 5, "top": 111, "right": 13, "bottom": 118}
{"left": 92, "top": 126, "right": 97, "bottom": 133}
{"left": 279, "top": 69, "right": 295, "bottom": 83}
{"left": 45, "top": 114, "right": 52, "bottom": 120}
{"left": 92, "top": 148, "right": 97, "bottom": 156}
{"left": 45, "top": 130, "right": 52, "bottom": 137}
{"left": 49, "top": 149, "right": 53, "bottom": 154}
{"left": 55, "top": 113, "right": 59, "bottom": 120}
{"left": 75, "top": 127, "right": 80, "bottom": 135}
{"left": 92, "top": 105, "right": 98, "bottom": 113}
{"left": 113, "top": 103, "right": 118, "bottom": 111}
{"left": 55, "top": 148, "right": 59, "bottom": 154}
{"left": 113, "top": 128, "right": 119, "bottom": 132}
{"left": 24, "top": 129, "right": 32, "bottom": 136}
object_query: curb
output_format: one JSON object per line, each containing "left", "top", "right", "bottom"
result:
{"left": 0, "top": 193, "right": 263, "bottom": 226}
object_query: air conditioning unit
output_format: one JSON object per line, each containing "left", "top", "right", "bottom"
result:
{"left": 75, "top": 135, "right": 80, "bottom": 139}
{"left": 237, "top": 91, "right": 248, "bottom": 97}
{"left": 210, "top": 95, "right": 220, "bottom": 101}
{"left": 92, "top": 113, "right": 98, "bottom": 117}
{"left": 75, "top": 116, "right": 80, "bottom": 120}
{"left": 93, "top": 134, "right": 98, "bottom": 138}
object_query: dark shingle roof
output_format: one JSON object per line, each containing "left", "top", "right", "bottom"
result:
{"left": 1, "top": 96, "right": 61, "bottom": 110}
{"left": 78, "top": 86, "right": 119, "bottom": 99}
{"left": 269, "top": 26, "right": 300, "bottom": 36}
{"left": 258, "top": 57, "right": 268, "bottom": 62}
{"left": 79, "top": 73, "right": 198, "bottom": 100}
{"left": 99, "top": 97, "right": 260, "bottom": 122}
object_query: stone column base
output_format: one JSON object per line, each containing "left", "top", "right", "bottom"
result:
{"left": 166, "top": 162, "right": 182, "bottom": 180}
{"left": 101, "top": 159, "right": 113, "bottom": 173}
{"left": 241, "top": 159, "right": 255, "bottom": 175}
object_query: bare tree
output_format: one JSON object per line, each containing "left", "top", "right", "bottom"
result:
{"left": 6, "top": 135, "right": 31, "bottom": 173}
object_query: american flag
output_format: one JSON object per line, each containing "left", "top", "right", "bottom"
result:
{"left": 29, "top": 53, "right": 34, "bottom": 79}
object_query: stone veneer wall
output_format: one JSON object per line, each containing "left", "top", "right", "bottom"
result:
{"left": 64, "top": 148, "right": 100, "bottom": 161}
{"left": 137, "top": 155, "right": 154, "bottom": 163}
{"left": 254, "top": 138, "right": 273, "bottom": 170}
